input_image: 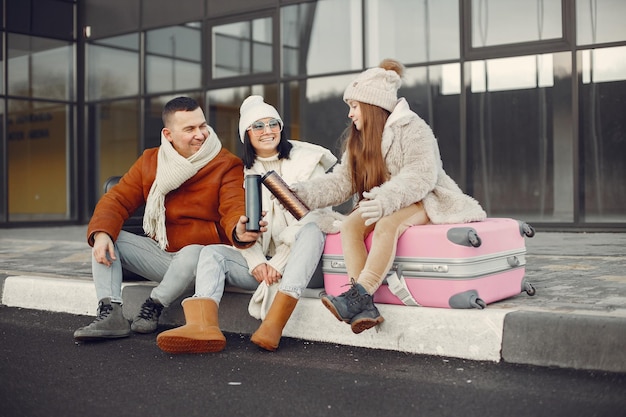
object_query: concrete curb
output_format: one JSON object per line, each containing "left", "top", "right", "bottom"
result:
{"left": 2, "top": 274, "right": 625, "bottom": 373}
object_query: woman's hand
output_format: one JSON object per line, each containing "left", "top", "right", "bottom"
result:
{"left": 251, "top": 263, "right": 282, "bottom": 285}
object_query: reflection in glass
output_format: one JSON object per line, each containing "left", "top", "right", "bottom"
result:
{"left": 87, "top": 34, "right": 140, "bottom": 100}
{"left": 471, "top": 55, "right": 554, "bottom": 93}
{"left": 0, "top": 101, "right": 5, "bottom": 221}
{"left": 282, "top": 0, "right": 362, "bottom": 77}
{"left": 8, "top": 34, "right": 73, "bottom": 100}
{"left": 89, "top": 99, "right": 139, "bottom": 196}
{"left": 146, "top": 24, "right": 202, "bottom": 93}
{"left": 471, "top": 0, "right": 562, "bottom": 47}
{"left": 365, "top": 0, "right": 459, "bottom": 66}
{"left": 212, "top": 18, "right": 272, "bottom": 79}
{"left": 402, "top": 65, "right": 462, "bottom": 184}
{"left": 285, "top": 75, "right": 354, "bottom": 156}
{"left": 580, "top": 46, "right": 626, "bottom": 222}
{"left": 577, "top": 0, "right": 626, "bottom": 45}
{"left": 91, "top": 33, "right": 139, "bottom": 50}
{"left": 8, "top": 100, "right": 69, "bottom": 220}
{"left": 467, "top": 53, "right": 573, "bottom": 222}
{"left": 0, "top": 41, "right": 3, "bottom": 95}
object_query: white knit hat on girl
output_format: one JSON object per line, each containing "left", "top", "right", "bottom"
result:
{"left": 238, "top": 95, "right": 283, "bottom": 143}
{"left": 342, "top": 59, "right": 404, "bottom": 112}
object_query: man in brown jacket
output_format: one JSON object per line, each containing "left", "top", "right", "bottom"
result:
{"left": 74, "top": 96, "right": 263, "bottom": 343}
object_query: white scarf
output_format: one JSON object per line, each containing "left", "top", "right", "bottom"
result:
{"left": 143, "top": 126, "right": 222, "bottom": 250}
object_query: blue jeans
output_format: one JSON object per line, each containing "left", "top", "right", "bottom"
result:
{"left": 92, "top": 230, "right": 202, "bottom": 307}
{"left": 195, "top": 222, "right": 325, "bottom": 303}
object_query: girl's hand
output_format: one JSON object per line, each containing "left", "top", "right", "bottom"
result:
{"left": 359, "top": 192, "right": 383, "bottom": 226}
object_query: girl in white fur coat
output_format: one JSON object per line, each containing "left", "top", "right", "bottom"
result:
{"left": 292, "top": 59, "right": 487, "bottom": 334}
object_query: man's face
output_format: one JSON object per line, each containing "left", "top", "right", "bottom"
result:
{"left": 163, "top": 108, "right": 209, "bottom": 158}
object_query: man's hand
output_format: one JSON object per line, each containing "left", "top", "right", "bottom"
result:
{"left": 92, "top": 232, "right": 115, "bottom": 267}
{"left": 234, "top": 214, "right": 268, "bottom": 244}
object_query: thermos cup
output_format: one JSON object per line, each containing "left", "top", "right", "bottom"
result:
{"left": 245, "top": 174, "right": 262, "bottom": 231}
{"left": 261, "top": 170, "right": 310, "bottom": 220}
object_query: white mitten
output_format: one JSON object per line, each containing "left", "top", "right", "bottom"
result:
{"left": 359, "top": 192, "right": 383, "bottom": 226}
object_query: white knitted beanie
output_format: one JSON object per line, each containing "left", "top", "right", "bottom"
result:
{"left": 238, "top": 95, "right": 283, "bottom": 143}
{"left": 342, "top": 59, "right": 404, "bottom": 112}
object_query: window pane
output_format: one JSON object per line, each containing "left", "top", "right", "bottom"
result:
{"left": 282, "top": 0, "right": 362, "bottom": 77}
{"left": 8, "top": 34, "right": 74, "bottom": 100}
{"left": 365, "top": 0, "right": 459, "bottom": 66}
{"left": 0, "top": 41, "right": 3, "bottom": 95}
{"left": 212, "top": 18, "right": 272, "bottom": 79}
{"left": 471, "top": 0, "right": 562, "bottom": 47}
{"left": 402, "top": 65, "right": 462, "bottom": 183}
{"left": 7, "top": 0, "right": 74, "bottom": 40}
{"left": 146, "top": 24, "right": 202, "bottom": 94}
{"left": 0, "top": 100, "right": 5, "bottom": 221}
{"left": 580, "top": 46, "right": 626, "bottom": 222}
{"left": 8, "top": 100, "right": 70, "bottom": 221}
{"left": 88, "top": 99, "right": 139, "bottom": 195}
{"left": 467, "top": 53, "right": 574, "bottom": 222}
{"left": 284, "top": 74, "right": 353, "bottom": 156}
{"left": 87, "top": 35, "right": 140, "bottom": 100}
{"left": 577, "top": 0, "right": 626, "bottom": 45}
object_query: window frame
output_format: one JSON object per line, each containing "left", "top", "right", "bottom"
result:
{"left": 205, "top": 10, "right": 280, "bottom": 88}
{"left": 461, "top": 0, "right": 574, "bottom": 60}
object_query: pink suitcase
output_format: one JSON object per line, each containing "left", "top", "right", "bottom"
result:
{"left": 322, "top": 218, "right": 536, "bottom": 309}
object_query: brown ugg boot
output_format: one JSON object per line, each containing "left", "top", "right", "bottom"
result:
{"left": 250, "top": 291, "right": 298, "bottom": 352}
{"left": 156, "top": 297, "right": 226, "bottom": 354}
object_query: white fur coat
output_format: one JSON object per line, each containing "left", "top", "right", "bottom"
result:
{"left": 293, "top": 98, "right": 487, "bottom": 224}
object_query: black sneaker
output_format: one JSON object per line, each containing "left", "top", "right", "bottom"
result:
{"left": 131, "top": 297, "right": 163, "bottom": 334}
{"left": 74, "top": 297, "right": 130, "bottom": 341}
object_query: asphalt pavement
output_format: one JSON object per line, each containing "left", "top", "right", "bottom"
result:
{"left": 0, "top": 223, "right": 625, "bottom": 373}
{"left": 2, "top": 307, "right": 624, "bottom": 417}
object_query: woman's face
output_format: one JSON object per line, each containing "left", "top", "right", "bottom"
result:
{"left": 247, "top": 117, "right": 282, "bottom": 158}
{"left": 347, "top": 100, "right": 363, "bottom": 131}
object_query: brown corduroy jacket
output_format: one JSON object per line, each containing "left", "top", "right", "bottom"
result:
{"left": 87, "top": 147, "right": 252, "bottom": 252}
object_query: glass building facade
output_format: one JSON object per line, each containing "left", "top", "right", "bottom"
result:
{"left": 1, "top": 0, "right": 625, "bottom": 231}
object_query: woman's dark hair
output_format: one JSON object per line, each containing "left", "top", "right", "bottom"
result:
{"left": 241, "top": 131, "right": 293, "bottom": 169}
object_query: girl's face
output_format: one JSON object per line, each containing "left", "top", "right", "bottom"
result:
{"left": 247, "top": 117, "right": 282, "bottom": 158}
{"left": 347, "top": 100, "right": 363, "bottom": 131}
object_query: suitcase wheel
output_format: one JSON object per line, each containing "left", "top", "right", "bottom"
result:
{"left": 468, "top": 229, "right": 482, "bottom": 247}
{"left": 524, "top": 281, "right": 536, "bottom": 296}
{"left": 470, "top": 297, "right": 487, "bottom": 309}
{"left": 521, "top": 222, "right": 536, "bottom": 238}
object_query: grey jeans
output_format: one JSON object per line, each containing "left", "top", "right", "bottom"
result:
{"left": 194, "top": 222, "right": 325, "bottom": 303}
{"left": 92, "top": 230, "right": 202, "bottom": 307}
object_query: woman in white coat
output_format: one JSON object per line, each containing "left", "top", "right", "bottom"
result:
{"left": 157, "top": 96, "right": 339, "bottom": 353}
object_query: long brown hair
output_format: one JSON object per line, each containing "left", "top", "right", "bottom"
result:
{"left": 342, "top": 102, "right": 390, "bottom": 199}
